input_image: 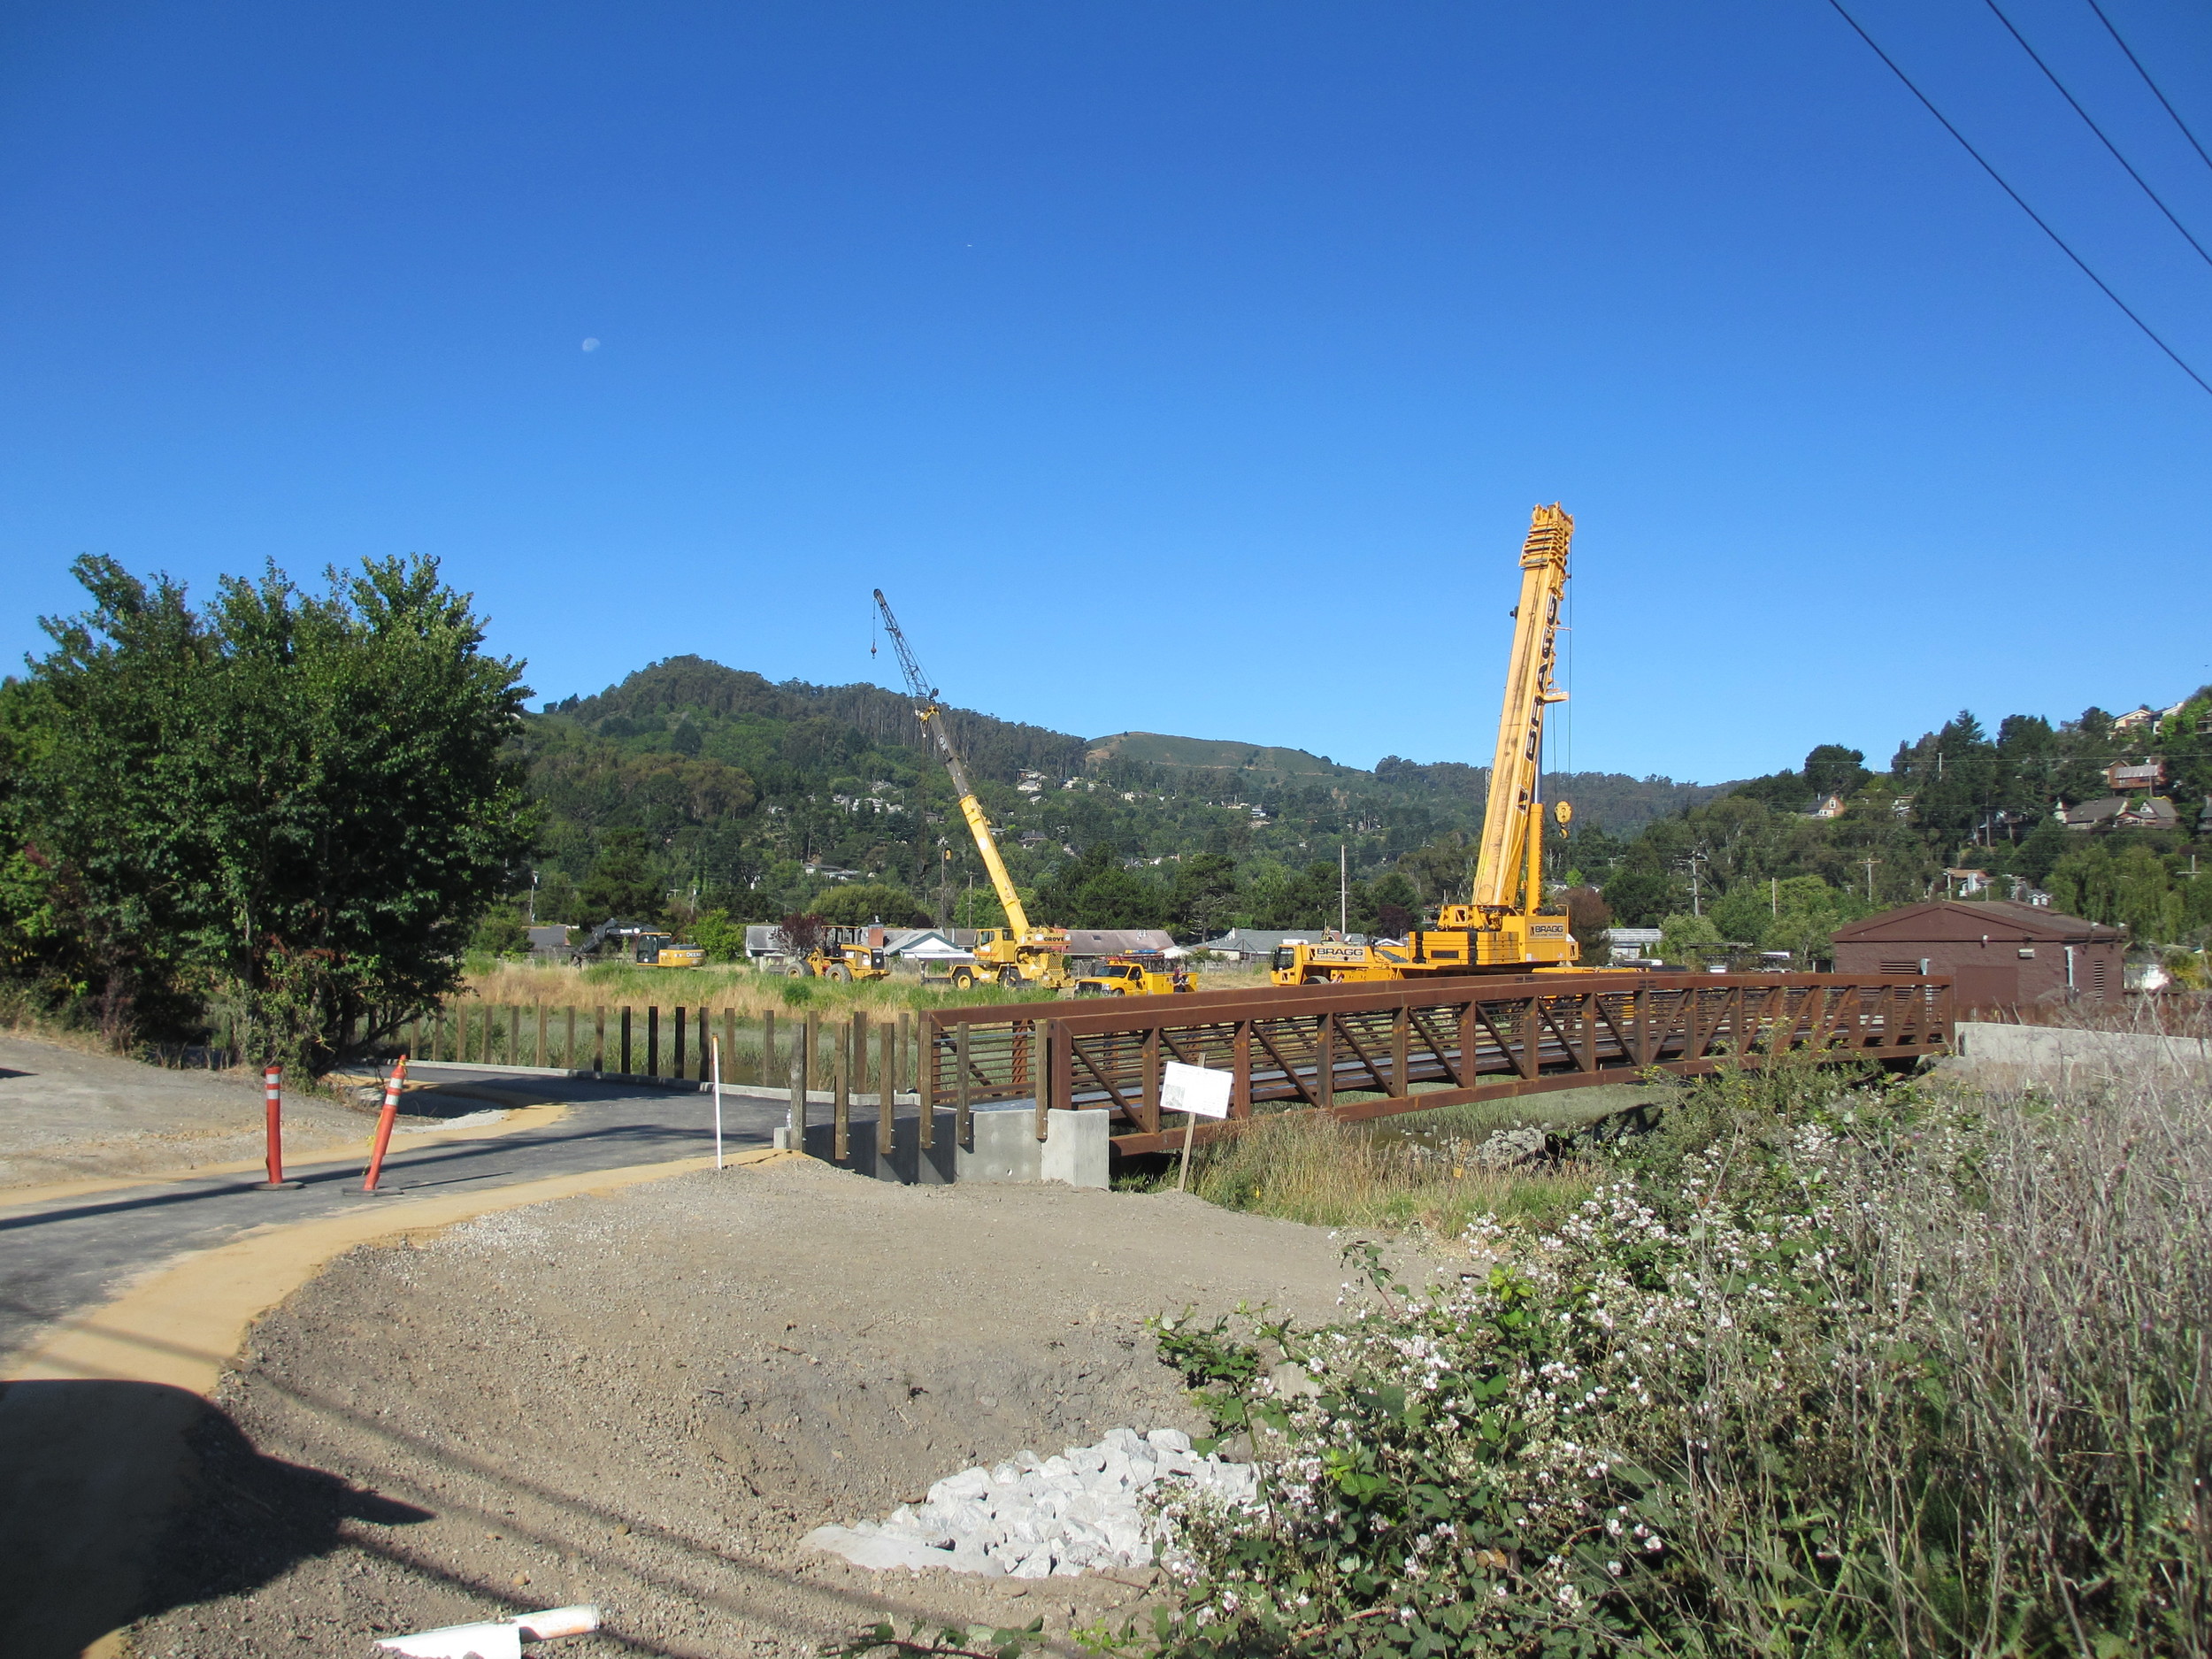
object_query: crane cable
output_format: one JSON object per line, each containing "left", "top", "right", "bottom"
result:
{"left": 1823, "top": 0, "right": 2212, "bottom": 400}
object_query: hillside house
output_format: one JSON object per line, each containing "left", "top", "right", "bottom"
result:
{"left": 1831, "top": 900, "right": 2123, "bottom": 1011}
{"left": 2065, "top": 796, "right": 2181, "bottom": 832}
{"left": 2104, "top": 759, "right": 2166, "bottom": 792}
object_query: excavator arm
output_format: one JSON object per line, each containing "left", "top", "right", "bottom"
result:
{"left": 872, "top": 590, "right": 1033, "bottom": 940}
{"left": 1471, "top": 504, "right": 1572, "bottom": 917}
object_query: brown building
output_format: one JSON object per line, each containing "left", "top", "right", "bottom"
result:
{"left": 1831, "top": 900, "right": 2124, "bottom": 1012}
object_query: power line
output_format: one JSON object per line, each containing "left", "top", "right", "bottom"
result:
{"left": 1985, "top": 0, "right": 2212, "bottom": 273}
{"left": 1824, "top": 0, "right": 2212, "bottom": 399}
{"left": 2082, "top": 0, "right": 2212, "bottom": 180}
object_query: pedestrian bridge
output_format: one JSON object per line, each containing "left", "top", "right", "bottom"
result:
{"left": 919, "top": 971, "right": 1953, "bottom": 1156}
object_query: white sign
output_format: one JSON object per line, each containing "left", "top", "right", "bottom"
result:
{"left": 1160, "top": 1060, "right": 1233, "bottom": 1119}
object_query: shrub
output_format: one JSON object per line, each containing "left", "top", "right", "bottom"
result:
{"left": 1147, "top": 1064, "right": 2212, "bottom": 1656}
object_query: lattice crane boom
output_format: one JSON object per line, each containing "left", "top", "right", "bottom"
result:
{"left": 871, "top": 589, "right": 1033, "bottom": 941}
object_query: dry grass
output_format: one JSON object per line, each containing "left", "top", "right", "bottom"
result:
{"left": 1161, "top": 1097, "right": 1615, "bottom": 1236}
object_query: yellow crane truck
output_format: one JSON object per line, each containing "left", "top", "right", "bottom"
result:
{"left": 873, "top": 591, "right": 1074, "bottom": 991}
{"left": 1273, "top": 503, "right": 1586, "bottom": 986}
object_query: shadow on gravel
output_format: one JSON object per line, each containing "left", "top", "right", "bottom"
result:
{"left": 0, "top": 1381, "right": 431, "bottom": 1659}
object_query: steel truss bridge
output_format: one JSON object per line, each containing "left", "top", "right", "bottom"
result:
{"left": 919, "top": 972, "right": 1953, "bottom": 1156}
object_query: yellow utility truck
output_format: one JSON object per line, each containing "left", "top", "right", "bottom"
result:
{"left": 1272, "top": 503, "right": 1587, "bottom": 986}
{"left": 1073, "top": 952, "right": 1197, "bottom": 996}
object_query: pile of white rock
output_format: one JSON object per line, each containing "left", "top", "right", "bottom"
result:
{"left": 803, "top": 1427, "right": 1256, "bottom": 1578}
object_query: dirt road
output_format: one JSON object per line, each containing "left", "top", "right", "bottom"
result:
{"left": 117, "top": 1158, "right": 1412, "bottom": 1659}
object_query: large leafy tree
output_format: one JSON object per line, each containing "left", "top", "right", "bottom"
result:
{"left": 0, "top": 554, "right": 534, "bottom": 1067}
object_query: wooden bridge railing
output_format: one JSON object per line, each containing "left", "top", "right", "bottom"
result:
{"left": 919, "top": 972, "right": 1953, "bottom": 1156}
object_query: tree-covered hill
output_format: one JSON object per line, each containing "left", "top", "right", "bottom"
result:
{"left": 505, "top": 656, "right": 2212, "bottom": 958}
{"left": 508, "top": 655, "right": 1717, "bottom": 939}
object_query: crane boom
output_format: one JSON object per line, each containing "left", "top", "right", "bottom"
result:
{"left": 1471, "top": 503, "right": 1572, "bottom": 915}
{"left": 872, "top": 589, "right": 1033, "bottom": 940}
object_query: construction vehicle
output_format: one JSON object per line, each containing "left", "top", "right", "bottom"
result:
{"left": 1273, "top": 503, "right": 1586, "bottom": 985}
{"left": 1072, "top": 951, "right": 1197, "bottom": 996}
{"left": 784, "top": 925, "right": 892, "bottom": 982}
{"left": 788, "top": 941, "right": 889, "bottom": 982}
{"left": 872, "top": 590, "right": 1074, "bottom": 990}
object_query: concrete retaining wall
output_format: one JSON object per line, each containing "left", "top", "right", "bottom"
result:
{"left": 1952, "top": 1020, "right": 2210, "bottom": 1082}
{"left": 775, "top": 1102, "right": 1110, "bottom": 1189}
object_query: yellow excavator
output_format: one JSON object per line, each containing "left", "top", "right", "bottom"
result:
{"left": 873, "top": 590, "right": 1072, "bottom": 991}
{"left": 1273, "top": 503, "right": 1586, "bottom": 985}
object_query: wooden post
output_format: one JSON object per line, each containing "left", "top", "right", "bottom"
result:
{"left": 878, "top": 1022, "right": 895, "bottom": 1158}
{"left": 1233, "top": 1019, "right": 1252, "bottom": 1118}
{"left": 914, "top": 1015, "right": 932, "bottom": 1150}
{"left": 1391, "top": 1005, "right": 1409, "bottom": 1098}
{"left": 833, "top": 1022, "right": 849, "bottom": 1161}
{"left": 955, "top": 1022, "right": 972, "bottom": 1150}
{"left": 648, "top": 1005, "right": 661, "bottom": 1077}
{"left": 673, "top": 1005, "right": 686, "bottom": 1079}
{"left": 1036, "top": 1018, "right": 1053, "bottom": 1142}
{"left": 788, "top": 1042, "right": 808, "bottom": 1148}
{"left": 907, "top": 1022, "right": 925, "bottom": 1150}
{"left": 852, "top": 1007, "right": 870, "bottom": 1126}
{"left": 1317, "top": 1013, "right": 1334, "bottom": 1110}
{"left": 1454, "top": 998, "right": 1475, "bottom": 1088}
{"left": 1142, "top": 1026, "right": 1162, "bottom": 1135}
{"left": 620, "top": 1006, "right": 633, "bottom": 1076}
{"left": 536, "top": 1003, "right": 548, "bottom": 1067}
{"left": 593, "top": 1005, "right": 606, "bottom": 1073}
{"left": 1517, "top": 996, "right": 1540, "bottom": 1080}
{"left": 510, "top": 1004, "right": 522, "bottom": 1065}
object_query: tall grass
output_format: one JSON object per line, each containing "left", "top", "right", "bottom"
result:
{"left": 1150, "top": 1060, "right": 2212, "bottom": 1655}
{"left": 457, "top": 957, "right": 1053, "bottom": 1018}
{"left": 1158, "top": 1100, "right": 1609, "bottom": 1234}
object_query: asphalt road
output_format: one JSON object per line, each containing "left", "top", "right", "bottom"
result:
{"left": 0, "top": 1072, "right": 791, "bottom": 1363}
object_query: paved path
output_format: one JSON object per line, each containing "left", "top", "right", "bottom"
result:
{"left": 0, "top": 1071, "right": 788, "bottom": 1365}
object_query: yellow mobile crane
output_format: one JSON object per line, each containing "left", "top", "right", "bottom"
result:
{"left": 1274, "top": 503, "right": 1584, "bottom": 984}
{"left": 872, "top": 590, "right": 1071, "bottom": 991}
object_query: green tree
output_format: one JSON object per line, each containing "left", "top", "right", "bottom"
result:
{"left": 579, "top": 828, "right": 663, "bottom": 923}
{"left": 1166, "top": 851, "right": 1240, "bottom": 939}
{"left": 1659, "top": 910, "right": 1722, "bottom": 964}
{"left": 0, "top": 553, "right": 533, "bottom": 1065}
{"left": 814, "top": 882, "right": 928, "bottom": 926}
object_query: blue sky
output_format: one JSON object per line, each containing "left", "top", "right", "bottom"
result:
{"left": 3, "top": 0, "right": 2208, "bottom": 784}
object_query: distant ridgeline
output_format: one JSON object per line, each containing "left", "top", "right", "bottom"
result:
{"left": 506, "top": 658, "right": 2212, "bottom": 946}
{"left": 512, "top": 655, "right": 1718, "bottom": 933}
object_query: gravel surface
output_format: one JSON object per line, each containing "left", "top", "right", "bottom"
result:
{"left": 123, "top": 1157, "right": 1418, "bottom": 1658}
{"left": 804, "top": 1427, "right": 1257, "bottom": 1578}
{"left": 0, "top": 1036, "right": 368, "bottom": 1189}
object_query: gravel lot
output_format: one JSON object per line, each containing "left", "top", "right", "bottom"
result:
{"left": 0, "top": 1036, "right": 369, "bottom": 1189}
{"left": 123, "top": 1157, "right": 1422, "bottom": 1658}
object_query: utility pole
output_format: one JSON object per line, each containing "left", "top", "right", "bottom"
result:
{"left": 1770, "top": 876, "right": 1778, "bottom": 917}
{"left": 1863, "top": 857, "right": 1880, "bottom": 902}
{"left": 1340, "top": 844, "right": 1348, "bottom": 938}
{"left": 1680, "top": 851, "right": 1708, "bottom": 917}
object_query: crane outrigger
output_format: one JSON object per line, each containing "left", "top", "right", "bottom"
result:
{"left": 1273, "top": 503, "right": 1585, "bottom": 984}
